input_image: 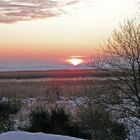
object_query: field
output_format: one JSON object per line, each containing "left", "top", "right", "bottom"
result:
{"left": 0, "top": 69, "right": 108, "bottom": 121}
{"left": 0, "top": 69, "right": 139, "bottom": 139}
{"left": 0, "top": 69, "right": 107, "bottom": 98}
{"left": 0, "top": 70, "right": 106, "bottom": 131}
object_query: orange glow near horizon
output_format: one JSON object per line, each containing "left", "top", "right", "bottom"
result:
{"left": 0, "top": 0, "right": 138, "bottom": 65}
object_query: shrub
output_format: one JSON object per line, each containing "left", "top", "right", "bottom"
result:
{"left": 0, "top": 100, "right": 20, "bottom": 132}
{"left": 26, "top": 107, "right": 89, "bottom": 139}
{"left": 79, "top": 105, "right": 129, "bottom": 140}
{"left": 27, "top": 107, "right": 52, "bottom": 133}
{"left": 50, "top": 107, "right": 70, "bottom": 134}
{"left": 44, "top": 85, "right": 61, "bottom": 102}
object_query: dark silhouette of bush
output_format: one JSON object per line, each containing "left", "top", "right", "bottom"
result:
{"left": 65, "top": 122, "right": 90, "bottom": 139}
{"left": 27, "top": 107, "right": 52, "bottom": 133}
{"left": 0, "top": 100, "right": 20, "bottom": 133}
{"left": 50, "top": 108, "right": 69, "bottom": 134}
{"left": 79, "top": 105, "right": 129, "bottom": 140}
{"left": 26, "top": 107, "right": 89, "bottom": 139}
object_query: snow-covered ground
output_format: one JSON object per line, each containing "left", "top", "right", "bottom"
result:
{"left": 0, "top": 131, "right": 84, "bottom": 140}
{"left": 1, "top": 97, "right": 140, "bottom": 140}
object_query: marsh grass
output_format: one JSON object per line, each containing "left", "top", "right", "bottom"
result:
{"left": 0, "top": 77, "right": 107, "bottom": 99}
{"left": 0, "top": 76, "right": 112, "bottom": 130}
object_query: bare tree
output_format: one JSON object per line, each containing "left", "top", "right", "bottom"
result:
{"left": 90, "top": 19, "right": 140, "bottom": 127}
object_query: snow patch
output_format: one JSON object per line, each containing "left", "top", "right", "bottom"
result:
{"left": 0, "top": 131, "right": 84, "bottom": 140}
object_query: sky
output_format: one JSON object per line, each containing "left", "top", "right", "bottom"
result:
{"left": 0, "top": 0, "right": 139, "bottom": 70}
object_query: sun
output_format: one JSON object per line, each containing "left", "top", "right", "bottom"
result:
{"left": 67, "top": 57, "right": 84, "bottom": 66}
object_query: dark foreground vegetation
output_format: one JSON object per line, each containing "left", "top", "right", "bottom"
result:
{"left": 0, "top": 100, "right": 20, "bottom": 132}
{"left": 0, "top": 99, "right": 128, "bottom": 140}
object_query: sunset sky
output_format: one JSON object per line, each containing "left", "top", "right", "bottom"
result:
{"left": 0, "top": 0, "right": 139, "bottom": 70}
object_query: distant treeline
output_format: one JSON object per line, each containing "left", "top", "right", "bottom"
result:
{"left": 0, "top": 69, "right": 129, "bottom": 79}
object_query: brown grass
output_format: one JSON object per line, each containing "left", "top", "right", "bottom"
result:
{"left": 0, "top": 77, "right": 108, "bottom": 99}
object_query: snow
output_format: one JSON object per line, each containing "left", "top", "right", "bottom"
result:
{"left": 0, "top": 131, "right": 84, "bottom": 140}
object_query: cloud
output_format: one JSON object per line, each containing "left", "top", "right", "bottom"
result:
{"left": 0, "top": 0, "right": 79, "bottom": 23}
